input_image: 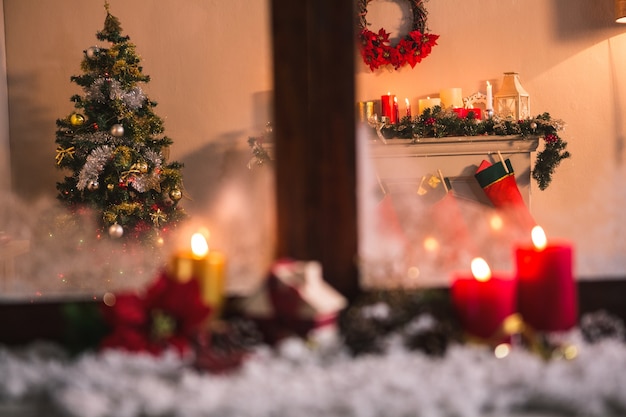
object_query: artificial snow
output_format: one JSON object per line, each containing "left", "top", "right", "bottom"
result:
{"left": 2, "top": 330, "right": 626, "bottom": 417}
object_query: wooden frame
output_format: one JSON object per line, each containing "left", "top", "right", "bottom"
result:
{"left": 271, "top": 0, "right": 360, "bottom": 300}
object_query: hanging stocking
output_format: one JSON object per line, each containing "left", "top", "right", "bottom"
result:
{"left": 475, "top": 158, "right": 536, "bottom": 232}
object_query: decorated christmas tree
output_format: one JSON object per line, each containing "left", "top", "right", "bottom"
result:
{"left": 55, "top": 3, "right": 186, "bottom": 244}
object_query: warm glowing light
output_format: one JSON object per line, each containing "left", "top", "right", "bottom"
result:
{"left": 531, "top": 225, "right": 547, "bottom": 250}
{"left": 191, "top": 232, "right": 209, "bottom": 257}
{"left": 494, "top": 343, "right": 511, "bottom": 359}
{"left": 405, "top": 98, "right": 410, "bottom": 106}
{"left": 563, "top": 345, "right": 578, "bottom": 360}
{"left": 471, "top": 257, "right": 491, "bottom": 282}
{"left": 423, "top": 236, "right": 439, "bottom": 252}
{"left": 407, "top": 266, "right": 420, "bottom": 280}
{"left": 103, "top": 292, "right": 116, "bottom": 307}
{"left": 490, "top": 214, "right": 503, "bottom": 231}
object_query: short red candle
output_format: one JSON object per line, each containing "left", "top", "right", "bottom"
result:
{"left": 516, "top": 240, "right": 577, "bottom": 332}
{"left": 451, "top": 261, "right": 516, "bottom": 341}
{"left": 453, "top": 108, "right": 482, "bottom": 120}
{"left": 452, "top": 108, "right": 467, "bottom": 118}
{"left": 466, "top": 108, "right": 482, "bottom": 120}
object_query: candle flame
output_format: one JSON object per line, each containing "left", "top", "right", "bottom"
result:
{"left": 405, "top": 98, "right": 410, "bottom": 106}
{"left": 531, "top": 225, "right": 547, "bottom": 250}
{"left": 471, "top": 257, "right": 491, "bottom": 282}
{"left": 191, "top": 232, "right": 209, "bottom": 257}
{"left": 487, "top": 81, "right": 491, "bottom": 87}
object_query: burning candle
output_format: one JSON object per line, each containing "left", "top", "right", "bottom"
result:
{"left": 451, "top": 257, "right": 516, "bottom": 341}
{"left": 418, "top": 96, "right": 441, "bottom": 114}
{"left": 486, "top": 81, "right": 493, "bottom": 111}
{"left": 405, "top": 98, "right": 411, "bottom": 118}
{"left": 515, "top": 226, "right": 577, "bottom": 332}
{"left": 169, "top": 230, "right": 227, "bottom": 317}
{"left": 393, "top": 96, "right": 399, "bottom": 124}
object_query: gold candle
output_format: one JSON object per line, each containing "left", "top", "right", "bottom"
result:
{"left": 169, "top": 232, "right": 226, "bottom": 317}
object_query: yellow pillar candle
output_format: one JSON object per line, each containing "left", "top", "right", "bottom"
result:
{"left": 440, "top": 88, "right": 463, "bottom": 109}
{"left": 169, "top": 232, "right": 227, "bottom": 317}
{"left": 418, "top": 97, "right": 441, "bottom": 114}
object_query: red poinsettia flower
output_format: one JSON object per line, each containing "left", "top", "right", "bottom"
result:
{"left": 359, "top": 27, "right": 438, "bottom": 70}
{"left": 100, "top": 271, "right": 212, "bottom": 355}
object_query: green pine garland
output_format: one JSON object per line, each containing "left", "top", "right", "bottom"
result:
{"left": 376, "top": 107, "right": 570, "bottom": 190}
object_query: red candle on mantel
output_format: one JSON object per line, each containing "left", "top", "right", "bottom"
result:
{"left": 380, "top": 93, "right": 396, "bottom": 123}
{"left": 515, "top": 226, "right": 577, "bottom": 332}
{"left": 453, "top": 108, "right": 482, "bottom": 120}
{"left": 451, "top": 258, "right": 516, "bottom": 340}
{"left": 466, "top": 108, "right": 482, "bottom": 120}
{"left": 452, "top": 108, "right": 467, "bottom": 118}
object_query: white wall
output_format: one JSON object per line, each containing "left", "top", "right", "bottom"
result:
{"left": 3, "top": 0, "right": 626, "bottom": 281}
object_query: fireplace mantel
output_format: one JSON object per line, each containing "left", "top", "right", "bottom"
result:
{"left": 369, "top": 135, "right": 540, "bottom": 207}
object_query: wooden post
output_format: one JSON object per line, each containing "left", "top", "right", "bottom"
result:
{"left": 270, "top": 0, "right": 360, "bottom": 300}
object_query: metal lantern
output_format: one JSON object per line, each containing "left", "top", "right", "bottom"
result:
{"left": 494, "top": 72, "right": 530, "bottom": 120}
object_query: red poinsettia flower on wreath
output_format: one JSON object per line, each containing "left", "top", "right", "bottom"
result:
{"left": 100, "top": 271, "right": 212, "bottom": 355}
{"left": 357, "top": 0, "right": 439, "bottom": 71}
{"left": 359, "top": 28, "right": 439, "bottom": 71}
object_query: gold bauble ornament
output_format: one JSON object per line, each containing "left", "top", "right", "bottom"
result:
{"left": 169, "top": 188, "right": 182, "bottom": 201}
{"left": 70, "top": 113, "right": 85, "bottom": 126}
{"left": 107, "top": 183, "right": 115, "bottom": 191}
{"left": 138, "top": 162, "right": 149, "bottom": 173}
{"left": 108, "top": 223, "right": 124, "bottom": 239}
{"left": 110, "top": 124, "right": 124, "bottom": 137}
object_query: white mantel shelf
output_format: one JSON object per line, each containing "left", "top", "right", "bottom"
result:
{"left": 369, "top": 135, "right": 539, "bottom": 158}
{"left": 369, "top": 135, "right": 540, "bottom": 207}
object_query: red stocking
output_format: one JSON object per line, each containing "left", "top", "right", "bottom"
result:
{"left": 475, "top": 159, "right": 535, "bottom": 232}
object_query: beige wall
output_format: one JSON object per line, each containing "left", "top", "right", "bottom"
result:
{"left": 3, "top": 0, "right": 626, "bottom": 280}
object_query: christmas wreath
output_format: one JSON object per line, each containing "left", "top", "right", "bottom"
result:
{"left": 357, "top": 0, "right": 439, "bottom": 71}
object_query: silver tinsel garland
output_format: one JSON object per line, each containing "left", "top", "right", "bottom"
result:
{"left": 77, "top": 145, "right": 113, "bottom": 191}
{"left": 129, "top": 149, "right": 163, "bottom": 193}
{"left": 85, "top": 78, "right": 146, "bottom": 110}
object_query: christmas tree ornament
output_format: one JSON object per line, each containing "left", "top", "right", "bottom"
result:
{"left": 110, "top": 123, "right": 124, "bottom": 137}
{"left": 169, "top": 188, "right": 182, "bottom": 201}
{"left": 108, "top": 223, "right": 124, "bottom": 239}
{"left": 87, "top": 180, "right": 99, "bottom": 191}
{"left": 107, "top": 183, "right": 115, "bottom": 191}
{"left": 86, "top": 46, "right": 100, "bottom": 59}
{"left": 137, "top": 161, "right": 148, "bottom": 173}
{"left": 70, "top": 113, "right": 85, "bottom": 126}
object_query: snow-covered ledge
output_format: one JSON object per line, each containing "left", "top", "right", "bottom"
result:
{"left": 369, "top": 136, "right": 539, "bottom": 207}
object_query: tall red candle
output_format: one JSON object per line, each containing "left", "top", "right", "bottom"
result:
{"left": 515, "top": 226, "right": 577, "bottom": 332}
{"left": 451, "top": 258, "right": 516, "bottom": 341}
{"left": 380, "top": 93, "right": 396, "bottom": 121}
